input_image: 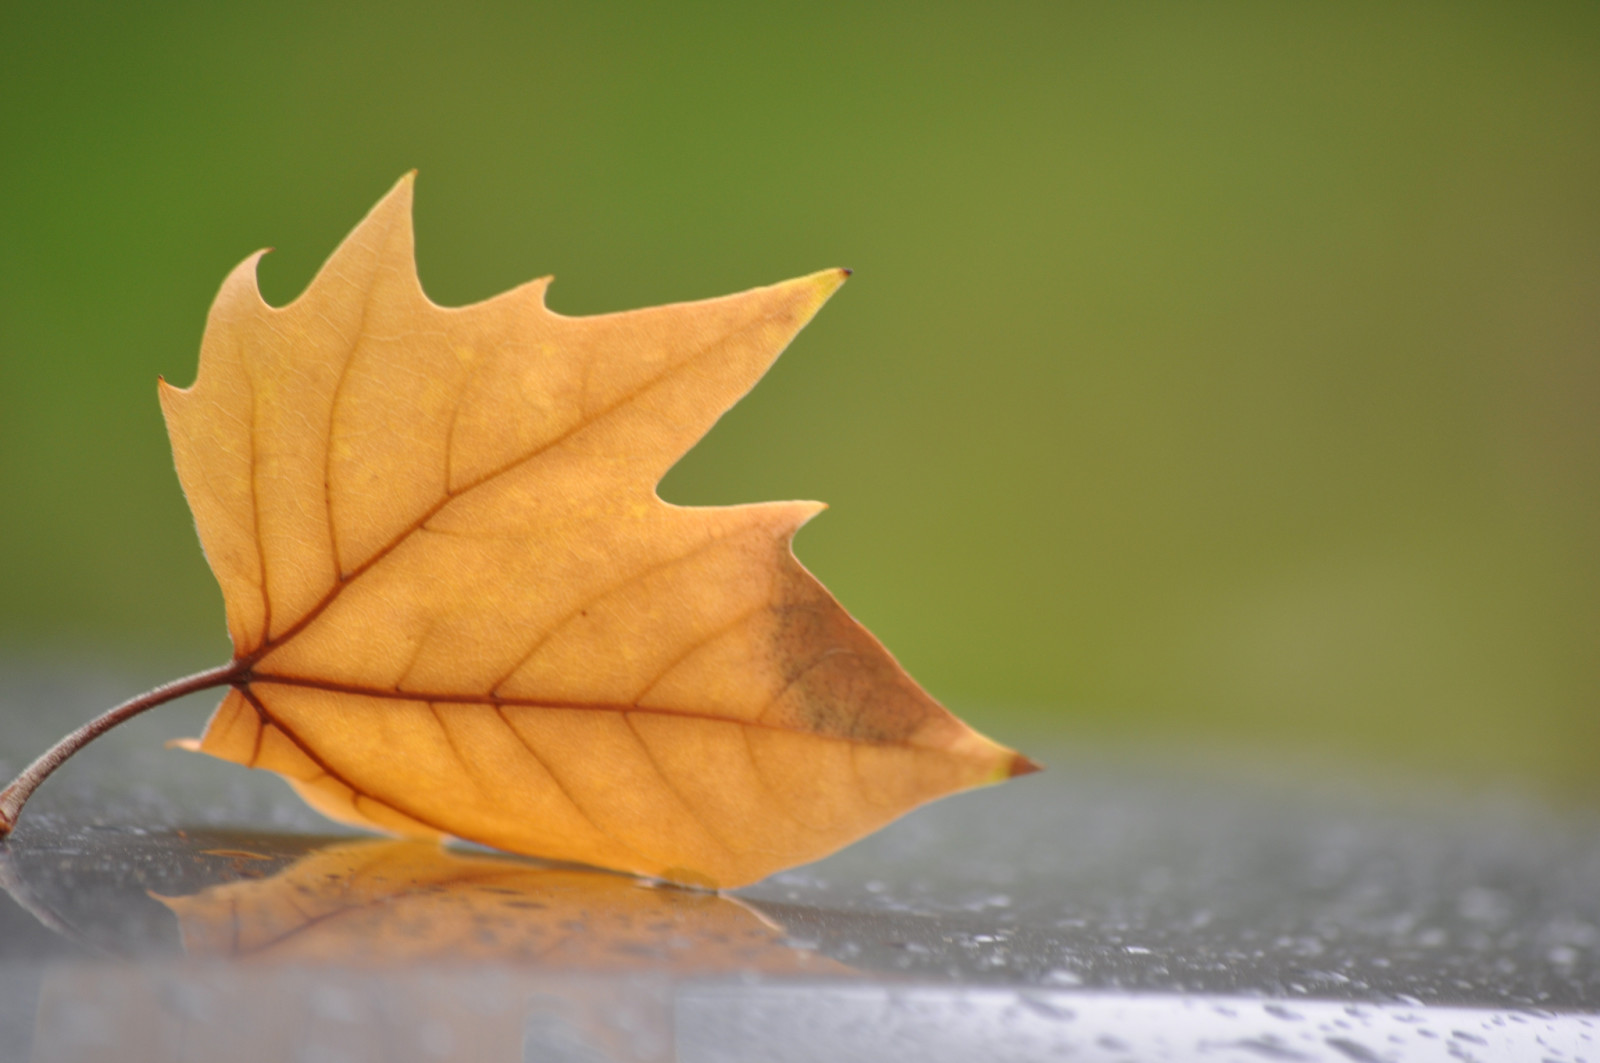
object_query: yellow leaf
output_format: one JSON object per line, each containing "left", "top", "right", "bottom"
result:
{"left": 158, "top": 174, "right": 1037, "bottom": 888}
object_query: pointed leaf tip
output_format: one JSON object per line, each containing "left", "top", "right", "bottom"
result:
{"left": 801, "top": 267, "right": 851, "bottom": 308}
{"left": 807, "top": 267, "right": 850, "bottom": 292}
{"left": 1009, "top": 753, "right": 1044, "bottom": 778}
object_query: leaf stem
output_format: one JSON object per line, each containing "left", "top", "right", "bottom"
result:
{"left": 0, "top": 662, "right": 242, "bottom": 837}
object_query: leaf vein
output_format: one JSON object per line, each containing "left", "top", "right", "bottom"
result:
{"left": 490, "top": 705, "right": 658, "bottom": 869}
{"left": 247, "top": 672, "right": 901, "bottom": 745}
{"left": 247, "top": 371, "right": 273, "bottom": 643}
{"left": 245, "top": 311, "right": 780, "bottom": 666}
{"left": 320, "top": 242, "right": 389, "bottom": 580}
{"left": 622, "top": 713, "right": 743, "bottom": 855}
{"left": 488, "top": 530, "right": 749, "bottom": 696}
{"left": 739, "top": 727, "right": 825, "bottom": 834}
{"left": 427, "top": 702, "right": 481, "bottom": 793}
{"left": 240, "top": 685, "right": 456, "bottom": 837}
{"left": 630, "top": 602, "right": 766, "bottom": 706}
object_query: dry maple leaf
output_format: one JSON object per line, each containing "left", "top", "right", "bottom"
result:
{"left": 0, "top": 174, "right": 1037, "bottom": 888}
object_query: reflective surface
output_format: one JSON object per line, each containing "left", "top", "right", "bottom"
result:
{"left": 3, "top": 671, "right": 1599, "bottom": 1060}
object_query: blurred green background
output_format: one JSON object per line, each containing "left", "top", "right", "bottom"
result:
{"left": 2, "top": 2, "right": 1596, "bottom": 793}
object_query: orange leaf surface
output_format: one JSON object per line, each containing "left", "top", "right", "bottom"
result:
{"left": 160, "top": 174, "right": 1036, "bottom": 889}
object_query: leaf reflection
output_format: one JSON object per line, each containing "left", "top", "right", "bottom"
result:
{"left": 155, "top": 838, "right": 852, "bottom": 974}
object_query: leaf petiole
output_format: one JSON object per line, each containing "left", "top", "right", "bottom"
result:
{"left": 0, "top": 661, "right": 243, "bottom": 837}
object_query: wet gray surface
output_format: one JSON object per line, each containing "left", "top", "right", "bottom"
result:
{"left": 2, "top": 664, "right": 1598, "bottom": 1061}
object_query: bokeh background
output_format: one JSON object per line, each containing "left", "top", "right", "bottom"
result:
{"left": 2, "top": 2, "right": 1596, "bottom": 794}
